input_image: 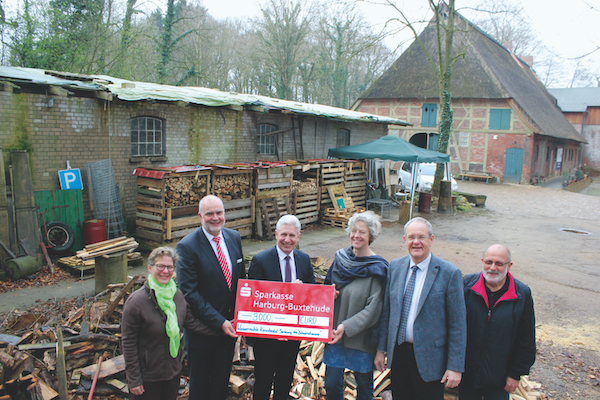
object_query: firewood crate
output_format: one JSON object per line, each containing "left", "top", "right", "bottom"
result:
{"left": 135, "top": 169, "right": 212, "bottom": 246}
{"left": 319, "top": 162, "right": 346, "bottom": 210}
{"left": 255, "top": 165, "right": 293, "bottom": 198}
{"left": 317, "top": 161, "right": 366, "bottom": 213}
{"left": 344, "top": 161, "right": 367, "bottom": 208}
{"left": 291, "top": 189, "right": 320, "bottom": 226}
{"left": 212, "top": 168, "right": 255, "bottom": 238}
{"left": 290, "top": 163, "right": 321, "bottom": 227}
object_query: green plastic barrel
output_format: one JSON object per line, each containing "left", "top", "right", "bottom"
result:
{"left": 95, "top": 250, "right": 128, "bottom": 294}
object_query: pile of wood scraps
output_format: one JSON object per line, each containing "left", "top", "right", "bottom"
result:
{"left": 76, "top": 237, "right": 139, "bottom": 260}
{"left": 58, "top": 237, "right": 142, "bottom": 276}
{"left": 0, "top": 277, "right": 144, "bottom": 400}
{"left": 510, "top": 376, "right": 543, "bottom": 400}
{"left": 288, "top": 341, "right": 391, "bottom": 400}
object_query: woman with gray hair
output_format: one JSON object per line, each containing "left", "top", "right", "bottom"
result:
{"left": 323, "top": 211, "right": 389, "bottom": 400}
{"left": 122, "top": 247, "right": 216, "bottom": 400}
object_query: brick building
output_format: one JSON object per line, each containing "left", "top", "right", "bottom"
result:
{"left": 352, "top": 9, "right": 586, "bottom": 183}
{"left": 548, "top": 87, "right": 600, "bottom": 172}
{"left": 0, "top": 67, "right": 408, "bottom": 230}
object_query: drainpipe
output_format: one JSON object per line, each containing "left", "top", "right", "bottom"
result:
{"left": 580, "top": 111, "right": 588, "bottom": 169}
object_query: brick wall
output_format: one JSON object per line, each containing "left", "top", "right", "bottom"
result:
{"left": 356, "top": 97, "right": 546, "bottom": 182}
{"left": 1, "top": 91, "right": 388, "bottom": 232}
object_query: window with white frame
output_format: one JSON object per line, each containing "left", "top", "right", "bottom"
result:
{"left": 336, "top": 129, "right": 350, "bottom": 147}
{"left": 459, "top": 132, "right": 469, "bottom": 147}
{"left": 257, "top": 124, "right": 276, "bottom": 155}
{"left": 131, "top": 117, "right": 165, "bottom": 156}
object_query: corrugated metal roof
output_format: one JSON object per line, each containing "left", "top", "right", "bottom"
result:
{"left": 548, "top": 87, "right": 600, "bottom": 112}
{"left": 0, "top": 66, "right": 101, "bottom": 91}
{"left": 94, "top": 75, "right": 410, "bottom": 125}
{"left": 0, "top": 66, "right": 410, "bottom": 126}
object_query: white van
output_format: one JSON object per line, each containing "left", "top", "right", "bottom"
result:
{"left": 397, "top": 162, "right": 458, "bottom": 192}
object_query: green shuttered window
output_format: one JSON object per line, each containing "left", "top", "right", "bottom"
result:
{"left": 489, "top": 109, "right": 511, "bottom": 130}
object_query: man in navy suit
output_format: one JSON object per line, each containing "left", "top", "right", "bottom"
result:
{"left": 248, "top": 214, "right": 315, "bottom": 400}
{"left": 177, "top": 195, "right": 246, "bottom": 400}
{"left": 375, "top": 217, "right": 466, "bottom": 400}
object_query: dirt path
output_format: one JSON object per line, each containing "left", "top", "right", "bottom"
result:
{"left": 302, "top": 180, "right": 600, "bottom": 399}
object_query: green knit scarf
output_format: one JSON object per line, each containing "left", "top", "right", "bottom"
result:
{"left": 147, "top": 275, "right": 180, "bottom": 358}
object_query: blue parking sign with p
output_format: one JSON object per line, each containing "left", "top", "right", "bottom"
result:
{"left": 58, "top": 169, "right": 83, "bottom": 190}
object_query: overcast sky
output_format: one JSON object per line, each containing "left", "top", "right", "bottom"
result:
{"left": 200, "top": 0, "right": 600, "bottom": 88}
{"left": 3, "top": 0, "right": 598, "bottom": 87}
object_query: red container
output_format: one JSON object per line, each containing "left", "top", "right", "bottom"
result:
{"left": 83, "top": 219, "right": 106, "bottom": 245}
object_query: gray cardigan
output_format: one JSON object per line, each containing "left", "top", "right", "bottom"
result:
{"left": 332, "top": 275, "right": 385, "bottom": 355}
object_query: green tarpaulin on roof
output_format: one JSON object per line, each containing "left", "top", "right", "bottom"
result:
{"left": 328, "top": 135, "right": 450, "bottom": 163}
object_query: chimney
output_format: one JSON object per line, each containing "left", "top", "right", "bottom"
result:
{"left": 522, "top": 56, "right": 533, "bottom": 67}
{"left": 504, "top": 41, "right": 513, "bottom": 52}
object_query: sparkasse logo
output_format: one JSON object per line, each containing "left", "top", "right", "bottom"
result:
{"left": 240, "top": 283, "right": 252, "bottom": 297}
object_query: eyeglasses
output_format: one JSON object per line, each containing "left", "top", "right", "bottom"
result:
{"left": 154, "top": 264, "right": 175, "bottom": 272}
{"left": 483, "top": 260, "right": 510, "bottom": 267}
{"left": 406, "top": 235, "right": 430, "bottom": 241}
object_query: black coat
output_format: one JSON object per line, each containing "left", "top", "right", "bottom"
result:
{"left": 463, "top": 272, "right": 536, "bottom": 388}
{"left": 247, "top": 246, "right": 315, "bottom": 284}
{"left": 176, "top": 227, "right": 246, "bottom": 346}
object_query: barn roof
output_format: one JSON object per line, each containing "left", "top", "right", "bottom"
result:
{"left": 548, "top": 87, "right": 600, "bottom": 112}
{"left": 358, "top": 11, "right": 585, "bottom": 143}
{"left": 0, "top": 66, "right": 410, "bottom": 126}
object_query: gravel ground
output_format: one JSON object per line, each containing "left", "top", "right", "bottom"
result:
{"left": 1, "top": 178, "right": 599, "bottom": 399}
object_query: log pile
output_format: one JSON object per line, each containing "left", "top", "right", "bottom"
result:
{"left": 165, "top": 175, "right": 208, "bottom": 208}
{"left": 1, "top": 294, "right": 546, "bottom": 400}
{"left": 213, "top": 173, "right": 251, "bottom": 201}
{"left": 292, "top": 179, "right": 317, "bottom": 193}
{"left": 0, "top": 278, "right": 142, "bottom": 400}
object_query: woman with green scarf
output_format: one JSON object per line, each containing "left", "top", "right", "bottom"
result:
{"left": 122, "top": 247, "right": 216, "bottom": 400}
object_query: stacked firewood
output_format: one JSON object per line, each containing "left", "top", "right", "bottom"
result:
{"left": 292, "top": 179, "right": 317, "bottom": 193}
{"left": 165, "top": 175, "right": 208, "bottom": 207}
{"left": 213, "top": 174, "right": 251, "bottom": 201}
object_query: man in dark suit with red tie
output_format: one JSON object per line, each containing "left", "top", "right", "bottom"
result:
{"left": 248, "top": 214, "right": 316, "bottom": 400}
{"left": 177, "top": 195, "right": 246, "bottom": 400}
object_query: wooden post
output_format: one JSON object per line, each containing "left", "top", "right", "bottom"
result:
{"left": 437, "top": 181, "right": 453, "bottom": 214}
{"left": 398, "top": 201, "right": 411, "bottom": 224}
{"left": 56, "top": 330, "right": 68, "bottom": 400}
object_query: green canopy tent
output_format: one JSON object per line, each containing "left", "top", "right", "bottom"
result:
{"left": 328, "top": 135, "right": 451, "bottom": 218}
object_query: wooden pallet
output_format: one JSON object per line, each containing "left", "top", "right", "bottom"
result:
{"left": 292, "top": 189, "right": 320, "bottom": 226}
{"left": 321, "top": 216, "right": 348, "bottom": 229}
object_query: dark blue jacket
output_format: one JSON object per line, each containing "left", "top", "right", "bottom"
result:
{"left": 463, "top": 272, "right": 536, "bottom": 388}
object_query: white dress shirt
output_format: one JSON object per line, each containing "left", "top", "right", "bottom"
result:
{"left": 276, "top": 246, "right": 296, "bottom": 282}
{"left": 404, "top": 252, "right": 431, "bottom": 343}
{"left": 202, "top": 226, "right": 232, "bottom": 276}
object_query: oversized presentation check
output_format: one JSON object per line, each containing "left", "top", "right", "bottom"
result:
{"left": 233, "top": 279, "right": 335, "bottom": 342}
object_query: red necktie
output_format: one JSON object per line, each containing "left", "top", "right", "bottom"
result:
{"left": 213, "top": 236, "right": 232, "bottom": 289}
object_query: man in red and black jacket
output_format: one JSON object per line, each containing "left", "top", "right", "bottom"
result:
{"left": 460, "top": 244, "right": 536, "bottom": 400}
